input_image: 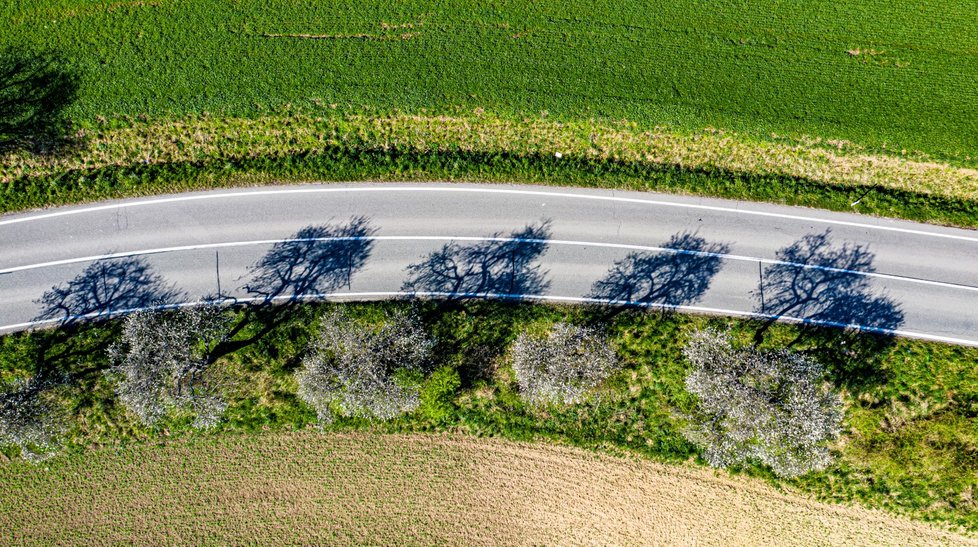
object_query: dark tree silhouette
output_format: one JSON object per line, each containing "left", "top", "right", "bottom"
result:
{"left": 753, "top": 230, "right": 905, "bottom": 387}
{"left": 29, "top": 257, "right": 180, "bottom": 381}
{"left": 35, "top": 257, "right": 182, "bottom": 328}
{"left": 590, "top": 232, "right": 730, "bottom": 310}
{"left": 0, "top": 47, "right": 79, "bottom": 154}
{"left": 243, "top": 216, "right": 375, "bottom": 304}
{"left": 402, "top": 221, "right": 551, "bottom": 299}
{"left": 754, "top": 230, "right": 903, "bottom": 332}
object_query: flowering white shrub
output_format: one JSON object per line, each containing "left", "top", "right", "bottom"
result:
{"left": 298, "top": 309, "right": 434, "bottom": 422}
{"left": 682, "top": 329, "right": 844, "bottom": 478}
{"left": 511, "top": 322, "right": 619, "bottom": 407}
{"left": 109, "top": 305, "right": 230, "bottom": 429}
{"left": 0, "top": 375, "right": 65, "bottom": 463}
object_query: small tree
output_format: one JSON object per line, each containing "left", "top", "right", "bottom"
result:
{"left": 511, "top": 322, "right": 620, "bottom": 407}
{"left": 682, "top": 329, "right": 844, "bottom": 478}
{"left": 298, "top": 308, "right": 434, "bottom": 422}
{"left": 108, "top": 305, "right": 231, "bottom": 429}
{"left": 0, "top": 375, "right": 66, "bottom": 463}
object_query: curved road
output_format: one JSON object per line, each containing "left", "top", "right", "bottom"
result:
{"left": 2, "top": 183, "right": 978, "bottom": 345}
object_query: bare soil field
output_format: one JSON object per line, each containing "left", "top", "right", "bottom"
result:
{"left": 0, "top": 432, "right": 972, "bottom": 545}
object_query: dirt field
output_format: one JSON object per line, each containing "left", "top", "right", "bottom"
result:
{"left": 0, "top": 432, "right": 972, "bottom": 545}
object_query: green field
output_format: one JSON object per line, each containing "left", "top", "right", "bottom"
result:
{"left": 3, "top": 301, "right": 978, "bottom": 531}
{"left": 3, "top": 0, "right": 978, "bottom": 162}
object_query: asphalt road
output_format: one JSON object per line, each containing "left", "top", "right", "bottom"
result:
{"left": 2, "top": 183, "right": 978, "bottom": 345}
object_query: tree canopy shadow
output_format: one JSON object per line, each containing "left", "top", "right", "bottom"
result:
{"left": 588, "top": 231, "right": 730, "bottom": 319}
{"left": 242, "top": 216, "right": 375, "bottom": 304}
{"left": 401, "top": 221, "right": 551, "bottom": 301}
{"left": 753, "top": 229, "right": 905, "bottom": 388}
{"left": 35, "top": 257, "right": 182, "bottom": 329}
{"left": 0, "top": 47, "right": 79, "bottom": 154}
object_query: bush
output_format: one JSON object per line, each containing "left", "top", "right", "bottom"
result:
{"left": 108, "top": 306, "right": 231, "bottom": 429}
{"left": 682, "top": 329, "right": 844, "bottom": 478}
{"left": 297, "top": 309, "right": 434, "bottom": 422}
{"left": 0, "top": 375, "right": 66, "bottom": 462}
{"left": 419, "top": 366, "right": 461, "bottom": 424}
{"left": 511, "top": 322, "right": 620, "bottom": 407}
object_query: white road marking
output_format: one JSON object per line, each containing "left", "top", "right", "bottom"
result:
{"left": 3, "top": 235, "right": 977, "bottom": 293}
{"left": 3, "top": 186, "right": 978, "bottom": 243}
{"left": 3, "top": 291, "right": 976, "bottom": 347}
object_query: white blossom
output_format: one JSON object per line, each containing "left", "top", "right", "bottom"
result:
{"left": 0, "top": 375, "right": 66, "bottom": 463}
{"left": 682, "top": 329, "right": 844, "bottom": 478}
{"left": 298, "top": 308, "right": 433, "bottom": 422}
{"left": 108, "top": 305, "right": 230, "bottom": 428}
{"left": 511, "top": 322, "right": 620, "bottom": 407}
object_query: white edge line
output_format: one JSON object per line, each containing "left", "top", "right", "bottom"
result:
{"left": 3, "top": 291, "right": 976, "bottom": 347}
{"left": 4, "top": 235, "right": 977, "bottom": 293}
{"left": 3, "top": 186, "right": 978, "bottom": 243}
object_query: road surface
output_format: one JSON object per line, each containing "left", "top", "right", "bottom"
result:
{"left": 2, "top": 183, "right": 977, "bottom": 345}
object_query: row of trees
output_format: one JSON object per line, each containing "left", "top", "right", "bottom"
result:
{"left": 106, "top": 309, "right": 625, "bottom": 426}
{"left": 2, "top": 306, "right": 844, "bottom": 478}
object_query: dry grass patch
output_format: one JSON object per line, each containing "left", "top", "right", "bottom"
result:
{"left": 4, "top": 111, "right": 978, "bottom": 202}
{"left": 0, "top": 431, "right": 971, "bottom": 545}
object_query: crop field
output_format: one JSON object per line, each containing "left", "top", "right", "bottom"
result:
{"left": 0, "top": 431, "right": 971, "bottom": 544}
{"left": 2, "top": 0, "right": 977, "bottom": 163}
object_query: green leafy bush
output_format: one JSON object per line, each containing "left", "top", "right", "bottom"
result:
{"left": 419, "top": 366, "right": 461, "bottom": 424}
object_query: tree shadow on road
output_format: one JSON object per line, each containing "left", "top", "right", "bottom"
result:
{"left": 35, "top": 257, "right": 182, "bottom": 329}
{"left": 0, "top": 47, "right": 80, "bottom": 155}
{"left": 242, "top": 216, "right": 375, "bottom": 304}
{"left": 753, "top": 229, "right": 905, "bottom": 388}
{"left": 215, "top": 217, "right": 376, "bottom": 356}
{"left": 587, "top": 231, "right": 730, "bottom": 321}
{"left": 402, "top": 221, "right": 552, "bottom": 300}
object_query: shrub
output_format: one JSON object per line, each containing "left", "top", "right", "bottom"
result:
{"left": 108, "top": 305, "right": 231, "bottom": 429}
{"left": 419, "top": 366, "right": 461, "bottom": 424}
{"left": 297, "top": 309, "right": 434, "bottom": 422}
{"left": 0, "top": 375, "right": 66, "bottom": 462}
{"left": 511, "top": 322, "right": 619, "bottom": 407}
{"left": 682, "top": 329, "right": 844, "bottom": 478}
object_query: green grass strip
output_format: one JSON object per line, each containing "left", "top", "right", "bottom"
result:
{"left": 4, "top": 112, "right": 978, "bottom": 227}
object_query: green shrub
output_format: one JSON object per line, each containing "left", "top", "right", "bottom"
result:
{"left": 419, "top": 366, "right": 461, "bottom": 424}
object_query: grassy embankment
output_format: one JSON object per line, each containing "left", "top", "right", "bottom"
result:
{"left": 2, "top": 432, "right": 972, "bottom": 545}
{"left": 2, "top": 302, "right": 978, "bottom": 532}
{"left": 2, "top": 0, "right": 978, "bottom": 223}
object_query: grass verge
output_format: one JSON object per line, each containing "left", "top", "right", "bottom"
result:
{"left": 4, "top": 111, "right": 978, "bottom": 227}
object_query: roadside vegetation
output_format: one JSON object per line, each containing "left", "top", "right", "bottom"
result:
{"left": 2, "top": 301, "right": 978, "bottom": 532}
{"left": 2, "top": 432, "right": 971, "bottom": 544}
{"left": 5, "top": 111, "right": 978, "bottom": 227}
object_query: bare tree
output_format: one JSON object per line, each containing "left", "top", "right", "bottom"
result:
{"left": 0, "top": 375, "right": 66, "bottom": 462}
{"left": 682, "top": 329, "right": 844, "bottom": 478}
{"left": 511, "top": 322, "right": 620, "bottom": 407}
{"left": 108, "top": 305, "right": 231, "bottom": 429}
{"left": 298, "top": 308, "right": 434, "bottom": 422}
